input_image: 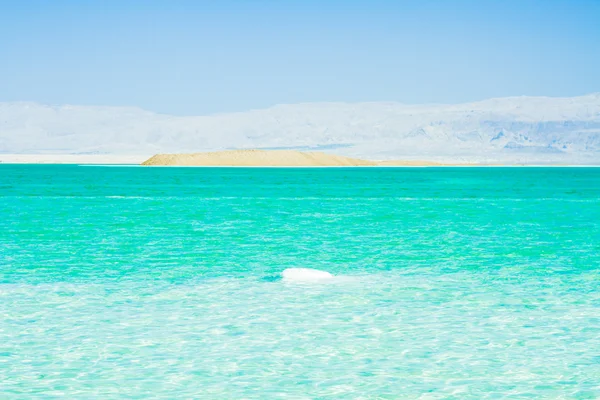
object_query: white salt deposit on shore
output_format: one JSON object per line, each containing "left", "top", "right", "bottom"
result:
{"left": 0, "top": 154, "right": 149, "bottom": 164}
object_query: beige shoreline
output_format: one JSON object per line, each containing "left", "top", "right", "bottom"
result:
{"left": 142, "top": 150, "right": 588, "bottom": 167}
{"left": 141, "top": 150, "right": 448, "bottom": 166}
{"left": 0, "top": 151, "right": 594, "bottom": 166}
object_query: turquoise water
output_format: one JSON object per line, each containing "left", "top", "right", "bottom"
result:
{"left": 1, "top": 165, "right": 600, "bottom": 398}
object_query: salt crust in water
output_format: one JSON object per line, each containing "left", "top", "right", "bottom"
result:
{"left": 281, "top": 268, "right": 334, "bottom": 283}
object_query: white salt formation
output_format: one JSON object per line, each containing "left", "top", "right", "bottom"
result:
{"left": 281, "top": 268, "right": 334, "bottom": 283}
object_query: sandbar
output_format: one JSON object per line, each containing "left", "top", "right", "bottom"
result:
{"left": 141, "top": 150, "right": 443, "bottom": 167}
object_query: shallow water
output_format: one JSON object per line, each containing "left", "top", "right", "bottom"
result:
{"left": 1, "top": 166, "right": 600, "bottom": 398}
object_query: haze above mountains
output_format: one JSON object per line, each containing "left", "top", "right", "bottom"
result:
{"left": 1, "top": 93, "right": 599, "bottom": 164}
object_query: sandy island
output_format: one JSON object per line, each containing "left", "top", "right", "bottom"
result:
{"left": 141, "top": 150, "right": 444, "bottom": 167}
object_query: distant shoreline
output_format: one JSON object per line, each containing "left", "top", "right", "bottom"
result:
{"left": 0, "top": 152, "right": 598, "bottom": 167}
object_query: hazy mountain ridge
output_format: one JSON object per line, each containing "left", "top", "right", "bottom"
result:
{"left": 1, "top": 94, "right": 600, "bottom": 163}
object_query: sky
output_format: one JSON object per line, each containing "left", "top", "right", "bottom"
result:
{"left": 0, "top": 0, "right": 599, "bottom": 115}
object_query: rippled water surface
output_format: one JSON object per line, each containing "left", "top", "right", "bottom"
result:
{"left": 2, "top": 165, "right": 600, "bottom": 398}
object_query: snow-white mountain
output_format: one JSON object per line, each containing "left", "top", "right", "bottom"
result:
{"left": 1, "top": 94, "right": 600, "bottom": 163}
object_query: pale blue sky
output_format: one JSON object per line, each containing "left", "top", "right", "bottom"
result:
{"left": 1, "top": 0, "right": 599, "bottom": 115}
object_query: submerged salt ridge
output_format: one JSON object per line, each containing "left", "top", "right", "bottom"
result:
{"left": 3, "top": 270, "right": 600, "bottom": 398}
{"left": 1, "top": 166, "right": 600, "bottom": 398}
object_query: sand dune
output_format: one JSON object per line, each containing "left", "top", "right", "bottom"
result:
{"left": 141, "top": 150, "right": 442, "bottom": 166}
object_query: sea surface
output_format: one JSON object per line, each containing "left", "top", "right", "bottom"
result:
{"left": 1, "top": 165, "right": 600, "bottom": 399}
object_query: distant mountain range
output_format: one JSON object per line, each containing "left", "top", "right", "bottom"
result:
{"left": 1, "top": 94, "right": 600, "bottom": 163}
